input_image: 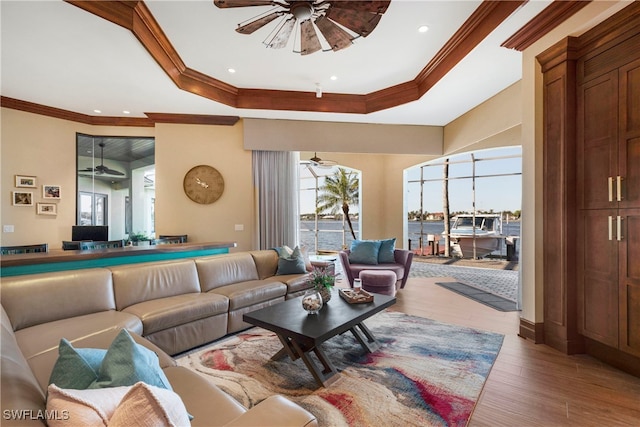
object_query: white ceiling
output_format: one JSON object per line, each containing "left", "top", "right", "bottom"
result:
{"left": 1, "top": 0, "right": 554, "bottom": 126}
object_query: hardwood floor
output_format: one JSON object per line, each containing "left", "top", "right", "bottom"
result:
{"left": 382, "top": 277, "right": 640, "bottom": 426}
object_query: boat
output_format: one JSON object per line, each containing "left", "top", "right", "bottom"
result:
{"left": 445, "top": 214, "right": 506, "bottom": 259}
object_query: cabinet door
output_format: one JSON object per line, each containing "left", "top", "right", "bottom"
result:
{"left": 619, "top": 209, "right": 640, "bottom": 357}
{"left": 577, "top": 209, "right": 619, "bottom": 346}
{"left": 618, "top": 59, "right": 640, "bottom": 209}
{"left": 577, "top": 71, "right": 618, "bottom": 210}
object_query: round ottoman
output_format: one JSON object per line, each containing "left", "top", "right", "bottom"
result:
{"left": 359, "top": 270, "right": 397, "bottom": 296}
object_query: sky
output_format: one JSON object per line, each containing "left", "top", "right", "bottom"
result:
{"left": 300, "top": 146, "right": 522, "bottom": 215}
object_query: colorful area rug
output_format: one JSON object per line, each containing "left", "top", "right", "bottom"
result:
{"left": 176, "top": 311, "right": 504, "bottom": 427}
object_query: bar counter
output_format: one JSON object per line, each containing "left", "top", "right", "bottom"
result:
{"left": 0, "top": 241, "right": 236, "bottom": 277}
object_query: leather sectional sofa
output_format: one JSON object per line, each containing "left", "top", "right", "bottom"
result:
{"left": 1, "top": 250, "right": 318, "bottom": 427}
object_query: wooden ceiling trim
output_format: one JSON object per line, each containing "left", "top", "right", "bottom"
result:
{"left": 0, "top": 96, "right": 154, "bottom": 127}
{"left": 63, "top": 1, "right": 525, "bottom": 115}
{"left": 237, "top": 89, "right": 368, "bottom": 114}
{"left": 66, "top": 1, "right": 137, "bottom": 31}
{"left": 144, "top": 112, "right": 240, "bottom": 126}
{"left": 415, "top": 1, "right": 526, "bottom": 95}
{"left": 501, "top": 1, "right": 591, "bottom": 51}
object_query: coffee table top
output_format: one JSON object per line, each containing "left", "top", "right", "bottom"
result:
{"left": 243, "top": 290, "right": 396, "bottom": 344}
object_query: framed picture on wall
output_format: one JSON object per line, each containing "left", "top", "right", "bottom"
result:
{"left": 37, "top": 202, "right": 57, "bottom": 215}
{"left": 12, "top": 191, "right": 33, "bottom": 206}
{"left": 43, "top": 185, "right": 61, "bottom": 199}
{"left": 15, "top": 175, "right": 36, "bottom": 188}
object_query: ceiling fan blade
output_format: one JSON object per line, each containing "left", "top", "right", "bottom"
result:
{"left": 266, "top": 16, "right": 295, "bottom": 49}
{"left": 102, "top": 167, "right": 125, "bottom": 176}
{"left": 300, "top": 20, "right": 321, "bottom": 55}
{"left": 214, "top": 0, "right": 275, "bottom": 8}
{"left": 326, "top": 7, "right": 382, "bottom": 38}
{"left": 330, "top": 1, "right": 391, "bottom": 14}
{"left": 78, "top": 167, "right": 96, "bottom": 172}
{"left": 314, "top": 16, "right": 353, "bottom": 51}
{"left": 236, "top": 12, "right": 282, "bottom": 34}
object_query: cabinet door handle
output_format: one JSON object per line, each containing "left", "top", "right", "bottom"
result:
{"left": 617, "top": 216, "right": 623, "bottom": 241}
{"left": 617, "top": 176, "right": 623, "bottom": 202}
{"left": 608, "top": 177, "right": 614, "bottom": 202}
{"left": 609, "top": 216, "right": 614, "bottom": 241}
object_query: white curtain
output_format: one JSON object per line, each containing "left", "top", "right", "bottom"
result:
{"left": 252, "top": 151, "right": 300, "bottom": 249}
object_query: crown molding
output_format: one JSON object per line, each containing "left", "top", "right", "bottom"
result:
{"left": 501, "top": 1, "right": 591, "bottom": 51}
{"left": 66, "top": 0, "right": 525, "bottom": 115}
{"left": 1, "top": 96, "right": 240, "bottom": 127}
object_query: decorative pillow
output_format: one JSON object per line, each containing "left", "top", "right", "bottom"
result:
{"left": 349, "top": 240, "right": 382, "bottom": 265}
{"left": 48, "top": 339, "right": 107, "bottom": 389}
{"left": 46, "top": 383, "right": 130, "bottom": 426}
{"left": 378, "top": 238, "right": 396, "bottom": 263}
{"left": 109, "top": 382, "right": 191, "bottom": 426}
{"left": 276, "top": 246, "right": 307, "bottom": 275}
{"left": 89, "top": 329, "right": 173, "bottom": 390}
{"left": 46, "top": 382, "right": 190, "bottom": 427}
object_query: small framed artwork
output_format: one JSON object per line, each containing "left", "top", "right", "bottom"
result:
{"left": 37, "top": 202, "right": 58, "bottom": 215}
{"left": 12, "top": 191, "right": 34, "bottom": 206}
{"left": 15, "top": 175, "right": 36, "bottom": 188}
{"left": 43, "top": 185, "right": 61, "bottom": 199}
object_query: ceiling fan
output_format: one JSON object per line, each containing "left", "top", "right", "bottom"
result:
{"left": 309, "top": 152, "right": 337, "bottom": 167}
{"left": 78, "top": 142, "right": 125, "bottom": 176}
{"left": 213, "top": 0, "right": 391, "bottom": 55}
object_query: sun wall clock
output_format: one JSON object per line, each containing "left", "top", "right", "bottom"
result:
{"left": 183, "top": 165, "right": 225, "bottom": 204}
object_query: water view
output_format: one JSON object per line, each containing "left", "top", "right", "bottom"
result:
{"left": 300, "top": 220, "right": 521, "bottom": 256}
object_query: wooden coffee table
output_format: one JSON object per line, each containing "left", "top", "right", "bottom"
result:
{"left": 243, "top": 291, "right": 395, "bottom": 387}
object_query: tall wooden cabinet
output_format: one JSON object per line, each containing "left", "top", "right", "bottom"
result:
{"left": 540, "top": 2, "right": 640, "bottom": 375}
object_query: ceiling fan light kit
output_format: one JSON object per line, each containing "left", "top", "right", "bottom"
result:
{"left": 214, "top": 0, "right": 391, "bottom": 56}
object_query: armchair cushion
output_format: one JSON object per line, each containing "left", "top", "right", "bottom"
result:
{"left": 377, "top": 238, "right": 396, "bottom": 263}
{"left": 348, "top": 240, "right": 382, "bottom": 265}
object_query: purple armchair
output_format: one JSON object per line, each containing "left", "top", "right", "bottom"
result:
{"left": 339, "top": 249, "right": 414, "bottom": 290}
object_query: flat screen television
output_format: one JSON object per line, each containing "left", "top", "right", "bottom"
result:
{"left": 72, "top": 226, "right": 108, "bottom": 242}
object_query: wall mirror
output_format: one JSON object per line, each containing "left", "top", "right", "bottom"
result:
{"left": 76, "top": 133, "right": 155, "bottom": 241}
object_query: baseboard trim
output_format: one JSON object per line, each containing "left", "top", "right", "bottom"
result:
{"left": 518, "top": 318, "right": 544, "bottom": 343}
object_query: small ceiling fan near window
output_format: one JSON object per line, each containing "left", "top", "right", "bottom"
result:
{"left": 309, "top": 152, "right": 337, "bottom": 167}
{"left": 213, "top": 0, "right": 391, "bottom": 55}
{"left": 78, "top": 142, "right": 125, "bottom": 176}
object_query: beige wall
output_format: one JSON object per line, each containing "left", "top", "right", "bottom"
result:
{"left": 0, "top": 108, "right": 153, "bottom": 247}
{"left": 154, "top": 122, "right": 254, "bottom": 251}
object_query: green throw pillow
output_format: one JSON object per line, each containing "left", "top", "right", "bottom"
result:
{"left": 48, "top": 339, "right": 106, "bottom": 389}
{"left": 49, "top": 330, "right": 172, "bottom": 392}
{"left": 349, "top": 240, "right": 382, "bottom": 265}
{"left": 88, "top": 329, "right": 172, "bottom": 390}
{"left": 378, "top": 238, "right": 396, "bottom": 263}
{"left": 276, "top": 246, "right": 307, "bottom": 275}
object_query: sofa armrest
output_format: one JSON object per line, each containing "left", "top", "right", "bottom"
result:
{"left": 224, "top": 395, "right": 317, "bottom": 427}
{"left": 393, "top": 249, "right": 414, "bottom": 289}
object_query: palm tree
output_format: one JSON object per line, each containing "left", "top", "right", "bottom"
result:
{"left": 316, "top": 168, "right": 359, "bottom": 243}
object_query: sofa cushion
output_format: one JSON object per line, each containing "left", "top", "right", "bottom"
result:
{"left": 1, "top": 268, "right": 116, "bottom": 331}
{"left": 196, "top": 253, "right": 260, "bottom": 292}
{"left": 16, "top": 310, "right": 142, "bottom": 363}
{"left": 122, "top": 292, "right": 229, "bottom": 335}
{"left": 110, "top": 260, "right": 201, "bottom": 311}
{"left": 207, "top": 280, "right": 287, "bottom": 310}
{"left": 378, "top": 238, "right": 397, "bottom": 263}
{"left": 349, "top": 240, "right": 382, "bottom": 265}
{"left": 266, "top": 274, "right": 311, "bottom": 295}
{"left": 1, "top": 307, "right": 47, "bottom": 424}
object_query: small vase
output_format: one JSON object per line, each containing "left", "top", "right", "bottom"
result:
{"left": 318, "top": 286, "right": 332, "bottom": 303}
{"left": 302, "top": 289, "right": 323, "bottom": 314}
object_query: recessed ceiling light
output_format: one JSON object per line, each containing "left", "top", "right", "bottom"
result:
{"left": 228, "top": 68, "right": 236, "bottom": 74}
{"left": 93, "top": 109, "right": 101, "bottom": 114}
{"left": 418, "top": 25, "right": 429, "bottom": 33}
{"left": 123, "top": 110, "right": 130, "bottom": 114}
{"left": 330, "top": 75, "right": 337, "bottom": 81}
